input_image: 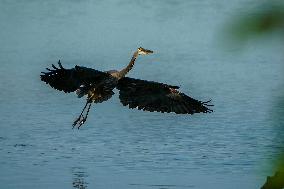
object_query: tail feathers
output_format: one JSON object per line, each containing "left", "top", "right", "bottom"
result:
{"left": 76, "top": 85, "right": 88, "bottom": 98}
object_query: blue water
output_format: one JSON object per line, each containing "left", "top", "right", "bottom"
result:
{"left": 1, "top": 0, "right": 284, "bottom": 188}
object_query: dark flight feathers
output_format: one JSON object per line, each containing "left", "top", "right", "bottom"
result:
{"left": 40, "top": 60, "right": 111, "bottom": 93}
{"left": 41, "top": 61, "right": 213, "bottom": 114}
{"left": 117, "top": 77, "right": 213, "bottom": 114}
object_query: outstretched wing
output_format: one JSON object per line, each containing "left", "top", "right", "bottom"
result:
{"left": 117, "top": 77, "right": 213, "bottom": 114}
{"left": 40, "top": 60, "right": 111, "bottom": 93}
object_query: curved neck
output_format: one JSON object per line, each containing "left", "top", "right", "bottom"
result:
{"left": 118, "top": 51, "right": 139, "bottom": 79}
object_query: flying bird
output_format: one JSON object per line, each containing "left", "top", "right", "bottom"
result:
{"left": 40, "top": 47, "right": 213, "bottom": 129}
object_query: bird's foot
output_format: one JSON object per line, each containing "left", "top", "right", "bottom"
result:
{"left": 78, "top": 117, "right": 87, "bottom": 129}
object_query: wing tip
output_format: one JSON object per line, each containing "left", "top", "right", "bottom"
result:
{"left": 201, "top": 99, "right": 214, "bottom": 113}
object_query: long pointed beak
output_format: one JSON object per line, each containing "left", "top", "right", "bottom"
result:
{"left": 144, "top": 48, "right": 153, "bottom": 54}
{"left": 138, "top": 47, "right": 154, "bottom": 55}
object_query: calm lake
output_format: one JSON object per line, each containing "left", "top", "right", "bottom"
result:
{"left": 0, "top": 0, "right": 284, "bottom": 188}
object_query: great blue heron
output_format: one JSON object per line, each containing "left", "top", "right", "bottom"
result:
{"left": 40, "top": 47, "right": 213, "bottom": 129}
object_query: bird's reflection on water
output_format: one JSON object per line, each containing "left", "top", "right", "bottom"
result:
{"left": 72, "top": 167, "right": 88, "bottom": 189}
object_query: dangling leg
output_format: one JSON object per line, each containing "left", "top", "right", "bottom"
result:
{"left": 78, "top": 103, "right": 92, "bottom": 129}
{"left": 72, "top": 100, "right": 90, "bottom": 128}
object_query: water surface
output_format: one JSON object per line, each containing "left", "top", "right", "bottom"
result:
{"left": 0, "top": 0, "right": 284, "bottom": 188}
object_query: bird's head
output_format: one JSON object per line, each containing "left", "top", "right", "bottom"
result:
{"left": 137, "top": 47, "right": 153, "bottom": 55}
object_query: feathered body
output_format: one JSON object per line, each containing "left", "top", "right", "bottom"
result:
{"left": 40, "top": 47, "right": 213, "bottom": 128}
